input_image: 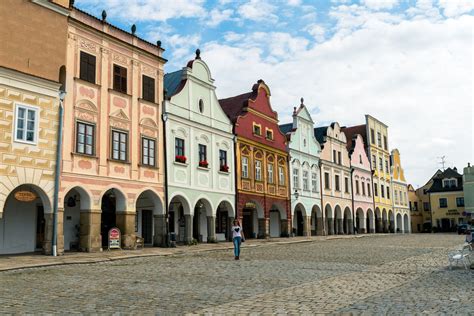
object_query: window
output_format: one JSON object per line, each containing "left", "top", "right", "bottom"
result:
{"left": 386, "top": 186, "right": 390, "bottom": 199}
{"left": 268, "top": 163, "right": 274, "bottom": 184}
{"left": 379, "top": 158, "right": 383, "bottom": 171}
{"left": 14, "top": 105, "right": 38, "bottom": 143}
{"left": 370, "top": 128, "right": 375, "bottom": 144}
{"left": 324, "top": 172, "right": 330, "bottom": 189}
{"left": 113, "top": 64, "right": 127, "bottom": 93}
{"left": 279, "top": 166, "right": 285, "bottom": 185}
{"left": 367, "top": 183, "right": 371, "bottom": 196}
{"left": 303, "top": 170, "right": 309, "bottom": 191}
{"left": 111, "top": 130, "right": 128, "bottom": 161}
{"left": 361, "top": 181, "right": 365, "bottom": 195}
{"left": 142, "top": 137, "right": 155, "bottom": 166}
{"left": 219, "top": 150, "right": 227, "bottom": 167}
{"left": 359, "top": 154, "right": 363, "bottom": 164}
{"left": 198, "top": 144, "right": 207, "bottom": 163}
{"left": 242, "top": 157, "right": 249, "bottom": 178}
{"left": 293, "top": 169, "right": 300, "bottom": 188}
{"left": 456, "top": 197, "right": 464, "bottom": 207}
{"left": 414, "top": 202, "right": 418, "bottom": 211}
{"left": 377, "top": 132, "right": 382, "bottom": 147}
{"left": 443, "top": 179, "right": 457, "bottom": 188}
{"left": 344, "top": 177, "right": 349, "bottom": 193}
{"left": 439, "top": 198, "right": 447, "bottom": 208}
{"left": 80, "top": 51, "right": 96, "bottom": 84}
{"left": 266, "top": 128, "right": 273, "bottom": 140}
{"left": 199, "top": 99, "right": 204, "bottom": 113}
{"left": 333, "top": 150, "right": 337, "bottom": 163}
{"left": 355, "top": 180, "right": 360, "bottom": 195}
{"left": 374, "top": 184, "right": 378, "bottom": 196}
{"left": 395, "top": 191, "right": 398, "bottom": 203}
{"left": 372, "top": 155, "right": 376, "bottom": 168}
{"left": 255, "top": 160, "right": 262, "bottom": 181}
{"left": 142, "top": 75, "right": 155, "bottom": 102}
{"left": 383, "top": 136, "right": 387, "bottom": 150}
{"left": 338, "top": 152, "right": 342, "bottom": 165}
{"left": 253, "top": 123, "right": 261, "bottom": 136}
{"left": 381, "top": 184, "right": 385, "bottom": 198}
{"left": 311, "top": 173, "right": 318, "bottom": 193}
{"left": 385, "top": 160, "right": 389, "bottom": 173}
{"left": 175, "top": 138, "right": 185, "bottom": 161}
{"left": 423, "top": 202, "right": 430, "bottom": 212}
{"left": 335, "top": 175, "right": 340, "bottom": 191}
{"left": 76, "top": 122, "right": 94, "bottom": 155}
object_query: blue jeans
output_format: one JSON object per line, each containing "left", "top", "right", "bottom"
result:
{"left": 233, "top": 237, "right": 241, "bottom": 257}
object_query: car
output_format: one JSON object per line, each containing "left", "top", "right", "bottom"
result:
{"left": 457, "top": 224, "right": 471, "bottom": 235}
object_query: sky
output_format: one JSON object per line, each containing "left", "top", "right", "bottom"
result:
{"left": 75, "top": 0, "right": 473, "bottom": 188}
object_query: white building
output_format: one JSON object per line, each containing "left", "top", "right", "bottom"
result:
{"left": 163, "top": 50, "right": 235, "bottom": 243}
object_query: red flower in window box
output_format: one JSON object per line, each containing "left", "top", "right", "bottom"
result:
{"left": 175, "top": 155, "right": 187, "bottom": 163}
{"left": 220, "top": 164, "right": 229, "bottom": 172}
{"left": 199, "top": 160, "right": 209, "bottom": 168}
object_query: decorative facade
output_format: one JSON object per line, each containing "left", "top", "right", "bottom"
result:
{"left": 0, "top": 0, "right": 69, "bottom": 254}
{"left": 427, "top": 168, "right": 466, "bottom": 231}
{"left": 315, "top": 123, "right": 353, "bottom": 235}
{"left": 407, "top": 184, "right": 423, "bottom": 233}
{"left": 390, "top": 149, "right": 410, "bottom": 233}
{"left": 163, "top": 51, "right": 235, "bottom": 244}
{"left": 220, "top": 80, "right": 290, "bottom": 239}
{"left": 342, "top": 128, "right": 375, "bottom": 234}
{"left": 280, "top": 99, "right": 322, "bottom": 237}
{"left": 59, "top": 7, "right": 166, "bottom": 252}
{"left": 463, "top": 163, "right": 474, "bottom": 222}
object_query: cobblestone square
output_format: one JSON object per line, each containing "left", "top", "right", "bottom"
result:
{"left": 1, "top": 234, "right": 472, "bottom": 315}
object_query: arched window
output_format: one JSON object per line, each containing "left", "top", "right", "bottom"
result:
{"left": 199, "top": 99, "right": 204, "bottom": 113}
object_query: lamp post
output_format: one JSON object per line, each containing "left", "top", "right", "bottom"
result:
{"left": 52, "top": 89, "right": 66, "bottom": 256}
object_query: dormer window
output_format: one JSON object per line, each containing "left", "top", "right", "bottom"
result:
{"left": 265, "top": 128, "right": 273, "bottom": 140}
{"left": 253, "top": 123, "right": 262, "bottom": 136}
{"left": 442, "top": 178, "right": 457, "bottom": 188}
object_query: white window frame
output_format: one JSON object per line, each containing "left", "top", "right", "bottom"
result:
{"left": 242, "top": 156, "right": 249, "bottom": 178}
{"left": 303, "top": 170, "right": 309, "bottom": 191}
{"left": 268, "top": 163, "right": 274, "bottom": 184}
{"left": 14, "top": 103, "right": 39, "bottom": 145}
{"left": 311, "top": 172, "right": 318, "bottom": 193}
{"left": 279, "top": 165, "right": 285, "bottom": 185}
{"left": 255, "top": 160, "right": 262, "bottom": 181}
{"left": 293, "top": 168, "right": 300, "bottom": 189}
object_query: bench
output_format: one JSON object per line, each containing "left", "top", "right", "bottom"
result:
{"left": 448, "top": 244, "right": 472, "bottom": 270}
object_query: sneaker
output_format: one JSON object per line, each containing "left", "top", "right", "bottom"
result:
{"left": 236, "top": 256, "right": 239, "bottom": 260}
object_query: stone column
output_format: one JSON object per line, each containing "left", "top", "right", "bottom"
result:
{"left": 207, "top": 216, "right": 216, "bottom": 242}
{"left": 316, "top": 217, "right": 324, "bottom": 236}
{"left": 389, "top": 220, "right": 395, "bottom": 233}
{"left": 153, "top": 214, "right": 167, "bottom": 247}
{"left": 337, "top": 219, "right": 343, "bottom": 235}
{"left": 258, "top": 218, "right": 269, "bottom": 238}
{"left": 79, "top": 209, "right": 101, "bottom": 252}
{"left": 184, "top": 214, "right": 193, "bottom": 244}
{"left": 376, "top": 218, "right": 383, "bottom": 233}
{"left": 383, "top": 220, "right": 388, "bottom": 233}
{"left": 348, "top": 219, "right": 354, "bottom": 234}
{"left": 327, "top": 218, "right": 334, "bottom": 235}
{"left": 57, "top": 208, "right": 65, "bottom": 255}
{"left": 228, "top": 216, "right": 234, "bottom": 241}
{"left": 281, "top": 219, "right": 289, "bottom": 237}
{"left": 303, "top": 216, "right": 311, "bottom": 237}
{"left": 116, "top": 211, "right": 136, "bottom": 249}
{"left": 43, "top": 212, "right": 53, "bottom": 255}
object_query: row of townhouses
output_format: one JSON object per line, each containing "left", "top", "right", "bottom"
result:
{"left": 0, "top": 1, "right": 412, "bottom": 255}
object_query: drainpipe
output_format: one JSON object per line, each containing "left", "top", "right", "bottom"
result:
{"left": 162, "top": 93, "right": 170, "bottom": 247}
{"left": 318, "top": 159, "right": 324, "bottom": 235}
{"left": 233, "top": 133, "right": 238, "bottom": 242}
{"left": 350, "top": 167, "right": 355, "bottom": 234}
{"left": 52, "top": 90, "right": 66, "bottom": 256}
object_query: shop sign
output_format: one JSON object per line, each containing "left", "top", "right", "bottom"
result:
{"left": 244, "top": 202, "right": 256, "bottom": 209}
{"left": 446, "top": 209, "right": 459, "bottom": 216}
{"left": 108, "top": 227, "right": 121, "bottom": 250}
{"left": 14, "top": 191, "right": 36, "bottom": 202}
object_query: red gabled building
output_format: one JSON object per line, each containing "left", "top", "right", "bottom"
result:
{"left": 220, "top": 80, "right": 290, "bottom": 238}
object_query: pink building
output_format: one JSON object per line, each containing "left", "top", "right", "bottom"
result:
{"left": 345, "top": 132, "right": 375, "bottom": 233}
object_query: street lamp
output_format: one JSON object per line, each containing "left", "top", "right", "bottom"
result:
{"left": 294, "top": 189, "right": 299, "bottom": 199}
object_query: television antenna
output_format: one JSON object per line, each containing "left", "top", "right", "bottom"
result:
{"left": 437, "top": 156, "right": 447, "bottom": 171}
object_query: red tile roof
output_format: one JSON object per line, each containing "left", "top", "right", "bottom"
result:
{"left": 341, "top": 124, "right": 367, "bottom": 151}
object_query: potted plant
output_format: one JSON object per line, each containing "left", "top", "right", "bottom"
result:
{"left": 175, "top": 155, "right": 187, "bottom": 163}
{"left": 199, "top": 160, "right": 209, "bottom": 168}
{"left": 220, "top": 164, "right": 229, "bottom": 172}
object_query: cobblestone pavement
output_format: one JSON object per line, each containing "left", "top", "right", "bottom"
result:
{"left": 0, "top": 234, "right": 472, "bottom": 315}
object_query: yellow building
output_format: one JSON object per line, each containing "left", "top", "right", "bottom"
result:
{"left": 390, "top": 149, "right": 410, "bottom": 232}
{"left": 427, "top": 168, "right": 466, "bottom": 232}
{"left": 408, "top": 184, "right": 423, "bottom": 233}
{"left": 365, "top": 115, "right": 392, "bottom": 233}
{"left": 0, "top": 0, "right": 69, "bottom": 254}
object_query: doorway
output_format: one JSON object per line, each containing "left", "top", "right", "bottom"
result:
{"left": 141, "top": 209, "right": 152, "bottom": 244}
{"left": 101, "top": 192, "right": 117, "bottom": 247}
{"left": 242, "top": 208, "right": 254, "bottom": 239}
{"left": 35, "top": 205, "right": 45, "bottom": 250}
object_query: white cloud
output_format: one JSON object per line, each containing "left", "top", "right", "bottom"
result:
{"left": 79, "top": 0, "right": 206, "bottom": 22}
{"left": 237, "top": 0, "right": 278, "bottom": 23}
{"left": 305, "top": 24, "right": 326, "bottom": 42}
{"left": 438, "top": 0, "right": 474, "bottom": 17}
{"left": 362, "top": 0, "right": 399, "bottom": 10}
{"left": 287, "top": 0, "right": 302, "bottom": 6}
{"left": 406, "top": 0, "right": 442, "bottom": 20}
{"left": 206, "top": 8, "right": 234, "bottom": 27}
{"left": 202, "top": 13, "right": 473, "bottom": 188}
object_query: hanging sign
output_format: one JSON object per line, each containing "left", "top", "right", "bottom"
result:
{"left": 108, "top": 227, "right": 121, "bottom": 250}
{"left": 14, "top": 191, "right": 36, "bottom": 202}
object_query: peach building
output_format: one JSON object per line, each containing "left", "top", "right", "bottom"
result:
{"left": 59, "top": 7, "right": 166, "bottom": 252}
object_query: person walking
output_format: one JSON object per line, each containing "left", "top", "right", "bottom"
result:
{"left": 232, "top": 219, "right": 244, "bottom": 260}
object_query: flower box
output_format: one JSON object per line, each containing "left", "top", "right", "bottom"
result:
{"left": 220, "top": 165, "right": 229, "bottom": 172}
{"left": 199, "top": 160, "right": 209, "bottom": 168}
{"left": 175, "top": 155, "right": 187, "bottom": 163}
